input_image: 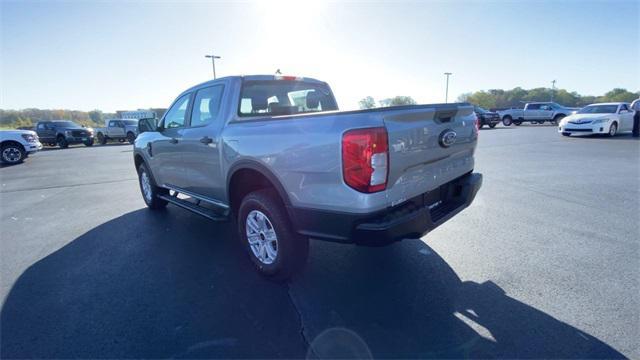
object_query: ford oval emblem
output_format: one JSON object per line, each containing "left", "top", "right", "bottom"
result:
{"left": 439, "top": 129, "right": 457, "bottom": 148}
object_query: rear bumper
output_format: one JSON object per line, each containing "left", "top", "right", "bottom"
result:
{"left": 288, "top": 172, "right": 482, "bottom": 246}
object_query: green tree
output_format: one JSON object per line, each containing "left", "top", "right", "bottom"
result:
{"left": 379, "top": 96, "right": 416, "bottom": 107}
{"left": 358, "top": 96, "right": 377, "bottom": 109}
{"left": 89, "top": 110, "right": 103, "bottom": 124}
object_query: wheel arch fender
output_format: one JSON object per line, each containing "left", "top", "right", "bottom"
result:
{"left": 1, "top": 140, "right": 26, "bottom": 152}
{"left": 227, "top": 160, "right": 292, "bottom": 215}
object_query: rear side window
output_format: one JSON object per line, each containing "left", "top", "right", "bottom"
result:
{"left": 191, "top": 85, "right": 224, "bottom": 127}
{"left": 527, "top": 104, "right": 540, "bottom": 110}
{"left": 238, "top": 80, "right": 337, "bottom": 117}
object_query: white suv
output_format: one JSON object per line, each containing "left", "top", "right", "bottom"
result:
{"left": 0, "top": 130, "right": 43, "bottom": 165}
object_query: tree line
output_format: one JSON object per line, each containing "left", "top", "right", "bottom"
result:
{"left": 359, "top": 88, "right": 639, "bottom": 111}
{"left": 457, "top": 88, "right": 639, "bottom": 111}
{"left": 0, "top": 109, "right": 116, "bottom": 129}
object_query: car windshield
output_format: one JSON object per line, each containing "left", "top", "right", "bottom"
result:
{"left": 239, "top": 80, "right": 338, "bottom": 117}
{"left": 578, "top": 105, "right": 618, "bottom": 114}
{"left": 123, "top": 120, "right": 138, "bottom": 126}
{"left": 53, "top": 121, "right": 82, "bottom": 128}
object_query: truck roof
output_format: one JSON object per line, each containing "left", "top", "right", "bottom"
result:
{"left": 180, "top": 75, "right": 327, "bottom": 97}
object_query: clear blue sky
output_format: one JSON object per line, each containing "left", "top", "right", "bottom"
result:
{"left": 1, "top": 0, "right": 638, "bottom": 112}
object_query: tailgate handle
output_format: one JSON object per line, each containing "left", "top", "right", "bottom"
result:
{"left": 435, "top": 109, "right": 457, "bottom": 123}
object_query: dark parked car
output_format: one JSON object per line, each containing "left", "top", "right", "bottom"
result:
{"left": 474, "top": 106, "right": 500, "bottom": 128}
{"left": 35, "top": 120, "right": 95, "bottom": 148}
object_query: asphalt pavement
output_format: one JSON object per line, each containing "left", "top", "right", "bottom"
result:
{"left": 1, "top": 126, "right": 638, "bottom": 358}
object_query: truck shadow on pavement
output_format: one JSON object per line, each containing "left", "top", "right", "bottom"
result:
{"left": 0, "top": 208, "right": 625, "bottom": 359}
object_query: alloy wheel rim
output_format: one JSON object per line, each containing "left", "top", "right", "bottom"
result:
{"left": 610, "top": 124, "right": 617, "bottom": 136}
{"left": 140, "top": 171, "right": 152, "bottom": 202}
{"left": 246, "top": 210, "right": 278, "bottom": 265}
{"left": 2, "top": 147, "right": 21, "bottom": 163}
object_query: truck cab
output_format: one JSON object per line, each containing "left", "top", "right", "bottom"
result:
{"left": 95, "top": 119, "right": 140, "bottom": 145}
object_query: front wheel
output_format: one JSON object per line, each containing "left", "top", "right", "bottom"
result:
{"left": 553, "top": 114, "right": 565, "bottom": 125}
{"left": 502, "top": 116, "right": 513, "bottom": 126}
{"left": 84, "top": 139, "right": 94, "bottom": 147}
{"left": 607, "top": 122, "right": 618, "bottom": 137}
{"left": 489, "top": 123, "right": 497, "bottom": 128}
{"left": 137, "top": 163, "right": 168, "bottom": 209}
{"left": 1, "top": 144, "right": 25, "bottom": 164}
{"left": 127, "top": 132, "right": 136, "bottom": 144}
{"left": 97, "top": 133, "right": 107, "bottom": 145}
{"left": 238, "top": 188, "right": 308, "bottom": 281}
{"left": 57, "top": 136, "right": 68, "bottom": 149}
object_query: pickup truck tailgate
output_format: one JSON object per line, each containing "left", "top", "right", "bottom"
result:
{"left": 383, "top": 103, "right": 477, "bottom": 206}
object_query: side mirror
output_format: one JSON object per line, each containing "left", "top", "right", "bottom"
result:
{"left": 138, "top": 118, "right": 158, "bottom": 134}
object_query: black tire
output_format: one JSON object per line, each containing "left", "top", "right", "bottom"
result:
{"left": 502, "top": 116, "right": 512, "bottom": 126}
{"left": 127, "top": 132, "right": 136, "bottom": 144}
{"left": 48, "top": 142, "right": 56, "bottom": 147}
{"left": 238, "top": 188, "right": 309, "bottom": 281}
{"left": 1, "top": 143, "right": 26, "bottom": 164}
{"left": 137, "top": 163, "right": 168, "bottom": 209}
{"left": 607, "top": 122, "right": 618, "bottom": 137}
{"left": 84, "top": 139, "right": 94, "bottom": 147}
{"left": 57, "top": 136, "right": 68, "bottom": 149}
{"left": 513, "top": 120, "right": 522, "bottom": 126}
{"left": 97, "top": 133, "right": 107, "bottom": 145}
{"left": 553, "top": 114, "right": 565, "bottom": 125}
{"left": 562, "top": 132, "right": 571, "bottom": 137}
{"left": 489, "top": 123, "right": 497, "bottom": 128}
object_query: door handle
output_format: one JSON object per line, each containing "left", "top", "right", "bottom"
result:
{"left": 169, "top": 138, "right": 178, "bottom": 144}
{"left": 200, "top": 136, "right": 213, "bottom": 145}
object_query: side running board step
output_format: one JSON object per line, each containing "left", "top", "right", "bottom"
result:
{"left": 158, "top": 194, "right": 228, "bottom": 222}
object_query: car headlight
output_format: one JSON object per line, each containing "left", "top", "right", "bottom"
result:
{"left": 592, "top": 118, "right": 609, "bottom": 124}
{"left": 21, "top": 134, "right": 37, "bottom": 143}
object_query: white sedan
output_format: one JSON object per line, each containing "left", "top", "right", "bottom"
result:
{"left": 558, "top": 102, "right": 635, "bottom": 137}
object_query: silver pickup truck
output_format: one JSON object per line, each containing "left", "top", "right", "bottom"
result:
{"left": 498, "top": 102, "right": 577, "bottom": 126}
{"left": 133, "top": 75, "right": 482, "bottom": 280}
{"left": 95, "top": 119, "right": 139, "bottom": 144}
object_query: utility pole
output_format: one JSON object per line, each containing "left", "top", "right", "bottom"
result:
{"left": 551, "top": 79, "right": 556, "bottom": 102}
{"left": 444, "top": 72, "right": 452, "bottom": 103}
{"left": 205, "top": 53, "right": 221, "bottom": 79}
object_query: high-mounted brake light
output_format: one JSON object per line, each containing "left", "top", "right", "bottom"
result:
{"left": 274, "top": 75, "right": 303, "bottom": 81}
{"left": 342, "top": 127, "right": 388, "bottom": 193}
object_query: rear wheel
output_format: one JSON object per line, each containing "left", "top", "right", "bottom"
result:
{"left": 127, "top": 132, "right": 136, "bottom": 144}
{"left": 553, "top": 114, "right": 565, "bottom": 125}
{"left": 137, "top": 163, "right": 168, "bottom": 209}
{"left": 502, "top": 116, "right": 513, "bottom": 126}
{"left": 607, "top": 122, "right": 618, "bottom": 137}
{"left": 1, "top": 143, "right": 25, "bottom": 164}
{"left": 238, "top": 188, "right": 308, "bottom": 281}
{"left": 57, "top": 136, "right": 68, "bottom": 148}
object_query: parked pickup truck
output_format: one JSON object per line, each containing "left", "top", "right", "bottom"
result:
{"left": 95, "top": 119, "right": 139, "bottom": 145}
{"left": 0, "top": 130, "right": 42, "bottom": 164}
{"left": 35, "top": 120, "right": 95, "bottom": 148}
{"left": 498, "top": 102, "right": 577, "bottom": 126}
{"left": 133, "top": 75, "right": 483, "bottom": 280}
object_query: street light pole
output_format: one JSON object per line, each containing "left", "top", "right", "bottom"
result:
{"left": 444, "top": 72, "right": 452, "bottom": 103}
{"left": 205, "top": 53, "right": 221, "bottom": 79}
{"left": 551, "top": 79, "right": 557, "bottom": 102}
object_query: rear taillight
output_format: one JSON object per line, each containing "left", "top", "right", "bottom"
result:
{"left": 342, "top": 127, "right": 388, "bottom": 193}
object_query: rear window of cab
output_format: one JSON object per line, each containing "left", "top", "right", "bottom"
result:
{"left": 238, "top": 80, "right": 338, "bottom": 117}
